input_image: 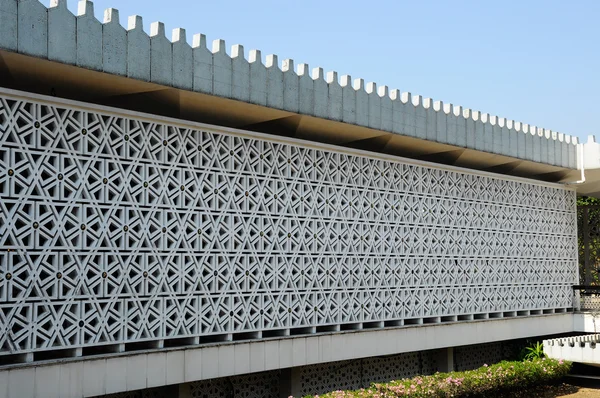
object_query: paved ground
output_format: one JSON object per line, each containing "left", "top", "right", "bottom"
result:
{"left": 508, "top": 383, "right": 600, "bottom": 397}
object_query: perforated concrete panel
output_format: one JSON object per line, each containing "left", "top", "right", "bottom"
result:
{"left": 189, "top": 370, "right": 280, "bottom": 398}
{"left": 295, "top": 351, "right": 437, "bottom": 396}
{"left": 0, "top": 89, "right": 577, "bottom": 360}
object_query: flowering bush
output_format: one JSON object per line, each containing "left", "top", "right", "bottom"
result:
{"left": 304, "top": 358, "right": 571, "bottom": 397}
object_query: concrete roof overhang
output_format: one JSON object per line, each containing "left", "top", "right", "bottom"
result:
{"left": 0, "top": 49, "right": 583, "bottom": 186}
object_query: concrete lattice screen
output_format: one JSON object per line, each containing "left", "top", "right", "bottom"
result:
{"left": 0, "top": 0, "right": 578, "bottom": 169}
{"left": 0, "top": 89, "right": 577, "bottom": 361}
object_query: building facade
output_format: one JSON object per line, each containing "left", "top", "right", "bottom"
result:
{"left": 0, "top": 1, "right": 594, "bottom": 397}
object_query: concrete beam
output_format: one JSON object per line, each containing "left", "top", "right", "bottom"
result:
{"left": 0, "top": 314, "right": 573, "bottom": 398}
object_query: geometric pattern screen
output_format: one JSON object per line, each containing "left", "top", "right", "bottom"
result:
{"left": 0, "top": 91, "right": 577, "bottom": 356}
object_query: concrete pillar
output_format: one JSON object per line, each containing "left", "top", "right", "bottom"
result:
{"left": 178, "top": 382, "right": 192, "bottom": 398}
{"left": 435, "top": 347, "right": 454, "bottom": 373}
{"left": 279, "top": 368, "right": 293, "bottom": 398}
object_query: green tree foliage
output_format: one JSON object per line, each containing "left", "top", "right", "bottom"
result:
{"left": 577, "top": 196, "right": 600, "bottom": 285}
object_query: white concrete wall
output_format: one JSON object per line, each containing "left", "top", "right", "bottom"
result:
{"left": 0, "top": 87, "right": 578, "bottom": 365}
{"left": 0, "top": 0, "right": 579, "bottom": 169}
{"left": 0, "top": 313, "right": 574, "bottom": 398}
{"left": 544, "top": 333, "right": 600, "bottom": 365}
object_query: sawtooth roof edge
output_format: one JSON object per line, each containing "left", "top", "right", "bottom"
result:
{"left": 0, "top": 0, "right": 578, "bottom": 169}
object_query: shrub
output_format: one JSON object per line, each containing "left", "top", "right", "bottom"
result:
{"left": 303, "top": 358, "right": 571, "bottom": 397}
{"left": 521, "top": 341, "right": 545, "bottom": 361}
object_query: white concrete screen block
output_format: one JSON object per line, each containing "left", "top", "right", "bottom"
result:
{"left": 265, "top": 54, "right": 283, "bottom": 109}
{"left": 0, "top": 0, "right": 17, "bottom": 51}
{"left": 102, "top": 8, "right": 127, "bottom": 76}
{"left": 127, "top": 15, "right": 150, "bottom": 81}
{"left": 282, "top": 59, "right": 299, "bottom": 113}
{"left": 326, "top": 71, "right": 342, "bottom": 122}
{"left": 17, "top": 0, "right": 47, "bottom": 58}
{"left": 0, "top": 86, "right": 580, "bottom": 398}
{"left": 48, "top": 0, "right": 76, "bottom": 65}
{"left": 212, "top": 39, "right": 232, "bottom": 98}
{"left": 150, "top": 22, "right": 173, "bottom": 86}
{"left": 192, "top": 34, "right": 212, "bottom": 94}
{"left": 76, "top": 0, "right": 102, "bottom": 71}
{"left": 249, "top": 50, "right": 267, "bottom": 106}
{"left": 172, "top": 28, "right": 193, "bottom": 90}
{"left": 231, "top": 44, "right": 250, "bottom": 102}
{"left": 297, "top": 63, "right": 313, "bottom": 116}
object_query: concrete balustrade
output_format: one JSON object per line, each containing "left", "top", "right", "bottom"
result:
{"left": 544, "top": 334, "right": 600, "bottom": 365}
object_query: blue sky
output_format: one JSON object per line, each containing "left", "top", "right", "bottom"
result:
{"left": 68, "top": 0, "right": 599, "bottom": 140}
